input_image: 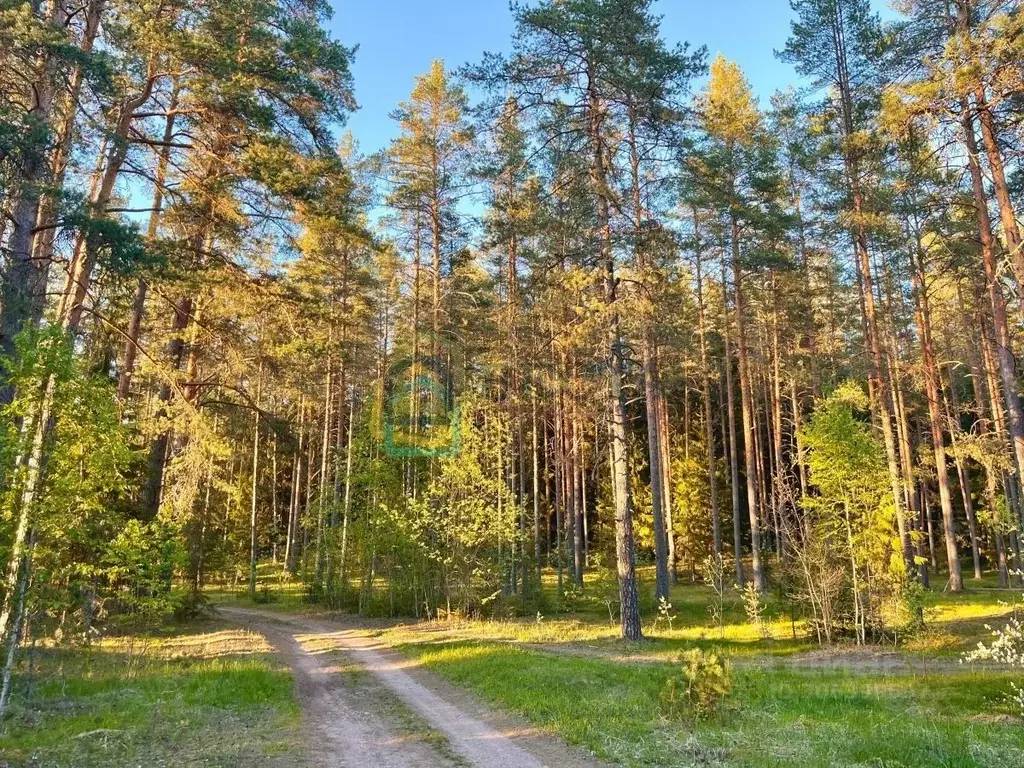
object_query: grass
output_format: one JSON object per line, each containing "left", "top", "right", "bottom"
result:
{"left": 344, "top": 570, "right": 1024, "bottom": 765}
{"left": 196, "top": 566, "right": 1024, "bottom": 765}
{"left": 0, "top": 620, "right": 307, "bottom": 767}
{"left": 5, "top": 565, "right": 1015, "bottom": 766}
{"left": 905, "top": 577, "right": 1022, "bottom": 656}
{"left": 397, "top": 639, "right": 1024, "bottom": 767}
{"left": 358, "top": 574, "right": 1020, "bottom": 666}
{"left": 225, "top": 563, "right": 1021, "bottom": 657}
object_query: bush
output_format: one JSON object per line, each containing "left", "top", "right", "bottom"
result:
{"left": 737, "top": 582, "right": 771, "bottom": 639}
{"left": 253, "top": 585, "right": 277, "bottom": 604}
{"left": 557, "top": 581, "right": 585, "bottom": 613}
{"left": 660, "top": 649, "right": 732, "bottom": 722}
{"left": 173, "top": 589, "right": 213, "bottom": 621}
{"left": 963, "top": 595, "right": 1024, "bottom": 716}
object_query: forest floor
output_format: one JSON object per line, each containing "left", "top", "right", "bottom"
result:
{"left": 208, "top": 569, "right": 1024, "bottom": 766}
{"left": 5, "top": 573, "right": 1024, "bottom": 767}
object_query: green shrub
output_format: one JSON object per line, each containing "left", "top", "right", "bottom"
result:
{"left": 660, "top": 649, "right": 732, "bottom": 722}
{"left": 174, "top": 589, "right": 213, "bottom": 621}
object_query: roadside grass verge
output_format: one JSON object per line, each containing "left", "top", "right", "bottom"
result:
{"left": 209, "top": 565, "right": 1021, "bottom": 660}
{"left": 0, "top": 620, "right": 306, "bottom": 767}
{"left": 397, "top": 639, "right": 1024, "bottom": 767}
{"left": 357, "top": 572, "right": 1021, "bottom": 664}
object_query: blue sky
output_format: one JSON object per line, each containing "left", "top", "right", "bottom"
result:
{"left": 328, "top": 0, "right": 898, "bottom": 155}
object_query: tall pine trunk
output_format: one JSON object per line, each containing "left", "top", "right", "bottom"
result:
{"left": 910, "top": 241, "right": 962, "bottom": 590}
{"left": 731, "top": 213, "right": 766, "bottom": 592}
{"left": 587, "top": 63, "right": 640, "bottom": 640}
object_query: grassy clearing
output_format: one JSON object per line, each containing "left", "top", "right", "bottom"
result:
{"left": 0, "top": 620, "right": 306, "bottom": 768}
{"left": 355, "top": 575, "right": 1024, "bottom": 765}
{"left": 202, "top": 567, "right": 1024, "bottom": 765}
{"left": 222, "top": 564, "right": 1021, "bottom": 660}
{"left": 905, "top": 578, "right": 1021, "bottom": 656}
{"left": 356, "top": 574, "right": 1019, "bottom": 666}
{"left": 397, "top": 639, "right": 1024, "bottom": 767}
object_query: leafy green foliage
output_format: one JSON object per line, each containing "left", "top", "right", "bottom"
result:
{"left": 797, "top": 382, "right": 914, "bottom": 640}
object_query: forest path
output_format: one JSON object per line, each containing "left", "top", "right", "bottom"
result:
{"left": 220, "top": 606, "right": 603, "bottom": 768}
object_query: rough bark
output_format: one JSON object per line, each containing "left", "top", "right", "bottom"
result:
{"left": 731, "top": 214, "right": 766, "bottom": 592}
{"left": 910, "top": 241, "right": 962, "bottom": 590}
{"left": 587, "top": 62, "right": 640, "bottom": 640}
{"left": 722, "top": 262, "right": 745, "bottom": 586}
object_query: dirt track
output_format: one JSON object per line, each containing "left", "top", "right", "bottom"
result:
{"left": 220, "top": 606, "right": 603, "bottom": 768}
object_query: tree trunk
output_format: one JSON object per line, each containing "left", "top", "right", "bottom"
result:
{"left": 694, "top": 211, "right": 722, "bottom": 557}
{"left": 722, "top": 262, "right": 744, "bottom": 586}
{"left": 961, "top": 102, "right": 1024, "bottom": 506}
{"left": 118, "top": 84, "right": 179, "bottom": 400}
{"left": 340, "top": 394, "right": 356, "bottom": 581}
{"left": 248, "top": 371, "right": 262, "bottom": 600}
{"left": 587, "top": 62, "right": 640, "bottom": 639}
{"left": 731, "top": 213, "right": 766, "bottom": 592}
{"left": 0, "top": 1, "right": 64, "bottom": 401}
{"left": 659, "top": 394, "right": 675, "bottom": 581}
{"left": 628, "top": 116, "right": 669, "bottom": 600}
{"left": 910, "top": 242, "right": 962, "bottom": 590}
{"left": 532, "top": 383, "right": 542, "bottom": 588}
{"left": 829, "top": 4, "right": 912, "bottom": 571}
{"left": 944, "top": 328, "right": 982, "bottom": 580}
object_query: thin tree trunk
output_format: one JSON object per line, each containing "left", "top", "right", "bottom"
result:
{"left": 286, "top": 401, "right": 305, "bottom": 574}
{"left": 944, "top": 333, "right": 982, "bottom": 580}
{"left": 532, "top": 383, "right": 542, "bottom": 588}
{"left": 910, "top": 240, "right": 962, "bottom": 590}
{"left": 572, "top": 408, "right": 584, "bottom": 585}
{"left": 659, "top": 394, "right": 675, "bottom": 581}
{"left": 694, "top": 212, "right": 722, "bottom": 557}
{"left": 723, "top": 262, "right": 744, "bottom": 586}
{"left": 628, "top": 114, "right": 669, "bottom": 600}
{"left": 118, "top": 83, "right": 179, "bottom": 400}
{"left": 731, "top": 213, "right": 766, "bottom": 592}
{"left": 961, "top": 102, "right": 1024, "bottom": 505}
{"left": 340, "top": 394, "right": 356, "bottom": 581}
{"left": 248, "top": 368, "right": 263, "bottom": 599}
{"left": 829, "top": 4, "right": 912, "bottom": 571}
{"left": 587, "top": 62, "right": 640, "bottom": 639}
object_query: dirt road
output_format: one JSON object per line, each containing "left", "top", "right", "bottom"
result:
{"left": 220, "top": 606, "right": 603, "bottom": 768}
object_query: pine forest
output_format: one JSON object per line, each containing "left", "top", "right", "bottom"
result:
{"left": 3, "top": 1, "right": 1024, "bottom": 766}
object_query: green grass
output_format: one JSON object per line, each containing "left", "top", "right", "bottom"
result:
{"left": 198, "top": 566, "right": 1024, "bottom": 765}
{"left": 0, "top": 621, "right": 307, "bottom": 767}
{"left": 398, "top": 639, "right": 1024, "bottom": 767}
{"left": 344, "top": 568, "right": 1022, "bottom": 664}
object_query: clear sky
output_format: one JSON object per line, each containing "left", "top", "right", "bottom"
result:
{"left": 328, "top": 0, "right": 898, "bottom": 156}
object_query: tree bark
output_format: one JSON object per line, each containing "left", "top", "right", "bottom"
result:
{"left": 961, "top": 102, "right": 1024, "bottom": 505}
{"left": 248, "top": 369, "right": 263, "bottom": 599}
{"left": 722, "top": 262, "right": 745, "bottom": 586}
{"left": 118, "top": 84, "right": 179, "bottom": 399}
{"left": 693, "top": 210, "right": 722, "bottom": 557}
{"left": 829, "top": 3, "right": 912, "bottom": 571}
{"left": 731, "top": 213, "right": 766, "bottom": 592}
{"left": 587, "top": 62, "right": 640, "bottom": 639}
{"left": 910, "top": 241, "right": 962, "bottom": 590}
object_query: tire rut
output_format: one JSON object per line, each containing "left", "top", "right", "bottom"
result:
{"left": 221, "top": 606, "right": 601, "bottom": 768}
